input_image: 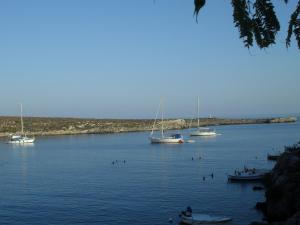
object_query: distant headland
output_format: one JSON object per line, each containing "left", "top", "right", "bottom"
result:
{"left": 0, "top": 116, "right": 297, "bottom": 138}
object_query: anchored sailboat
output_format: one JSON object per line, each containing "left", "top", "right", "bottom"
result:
{"left": 149, "top": 99, "right": 184, "bottom": 144}
{"left": 190, "top": 97, "right": 217, "bottom": 136}
{"left": 8, "top": 104, "right": 35, "bottom": 144}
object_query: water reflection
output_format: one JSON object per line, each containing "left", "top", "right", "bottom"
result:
{"left": 11, "top": 143, "right": 35, "bottom": 149}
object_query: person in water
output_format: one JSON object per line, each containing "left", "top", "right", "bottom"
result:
{"left": 185, "top": 206, "right": 192, "bottom": 217}
{"left": 180, "top": 206, "right": 193, "bottom": 218}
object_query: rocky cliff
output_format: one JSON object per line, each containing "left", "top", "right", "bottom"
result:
{"left": 252, "top": 143, "right": 300, "bottom": 225}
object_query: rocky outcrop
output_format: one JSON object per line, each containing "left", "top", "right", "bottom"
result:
{"left": 156, "top": 119, "right": 187, "bottom": 130}
{"left": 0, "top": 117, "right": 189, "bottom": 137}
{"left": 269, "top": 117, "right": 297, "bottom": 124}
{"left": 253, "top": 144, "right": 300, "bottom": 225}
{"left": 250, "top": 212, "right": 300, "bottom": 225}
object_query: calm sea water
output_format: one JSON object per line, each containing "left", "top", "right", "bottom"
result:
{"left": 0, "top": 121, "right": 300, "bottom": 225}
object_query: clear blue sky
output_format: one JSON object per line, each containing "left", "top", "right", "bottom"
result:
{"left": 0, "top": 0, "right": 299, "bottom": 118}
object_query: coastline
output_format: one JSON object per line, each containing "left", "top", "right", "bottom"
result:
{"left": 252, "top": 143, "right": 300, "bottom": 225}
{"left": 0, "top": 116, "right": 297, "bottom": 138}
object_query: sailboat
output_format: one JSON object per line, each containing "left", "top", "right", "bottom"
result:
{"left": 190, "top": 97, "right": 217, "bottom": 136}
{"left": 8, "top": 104, "right": 35, "bottom": 144}
{"left": 149, "top": 99, "right": 184, "bottom": 144}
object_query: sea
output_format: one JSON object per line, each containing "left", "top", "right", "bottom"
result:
{"left": 0, "top": 120, "right": 300, "bottom": 225}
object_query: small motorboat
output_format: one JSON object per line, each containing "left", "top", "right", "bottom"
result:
{"left": 179, "top": 207, "right": 231, "bottom": 224}
{"left": 228, "top": 168, "right": 270, "bottom": 182}
{"left": 228, "top": 173, "right": 264, "bottom": 181}
{"left": 267, "top": 153, "right": 280, "bottom": 161}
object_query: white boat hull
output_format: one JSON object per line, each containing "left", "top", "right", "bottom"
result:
{"left": 228, "top": 168, "right": 270, "bottom": 181}
{"left": 8, "top": 137, "right": 35, "bottom": 144}
{"left": 228, "top": 174, "right": 264, "bottom": 181}
{"left": 190, "top": 131, "right": 217, "bottom": 136}
{"left": 181, "top": 214, "right": 232, "bottom": 224}
{"left": 150, "top": 137, "right": 184, "bottom": 144}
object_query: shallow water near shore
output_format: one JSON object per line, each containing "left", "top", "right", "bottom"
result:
{"left": 0, "top": 121, "right": 300, "bottom": 225}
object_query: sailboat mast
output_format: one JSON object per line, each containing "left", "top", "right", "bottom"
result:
{"left": 151, "top": 100, "right": 161, "bottom": 137}
{"left": 20, "top": 103, "right": 24, "bottom": 134}
{"left": 197, "top": 96, "right": 200, "bottom": 128}
{"left": 161, "top": 99, "right": 164, "bottom": 138}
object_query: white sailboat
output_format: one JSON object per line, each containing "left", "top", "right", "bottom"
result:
{"left": 190, "top": 97, "right": 217, "bottom": 136}
{"left": 8, "top": 104, "right": 35, "bottom": 144}
{"left": 149, "top": 99, "right": 184, "bottom": 144}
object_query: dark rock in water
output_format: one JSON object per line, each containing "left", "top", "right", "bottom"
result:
{"left": 283, "top": 211, "right": 300, "bottom": 225}
{"left": 265, "top": 151, "right": 300, "bottom": 222}
{"left": 252, "top": 145, "right": 300, "bottom": 225}
{"left": 256, "top": 202, "right": 267, "bottom": 214}
{"left": 249, "top": 222, "right": 268, "bottom": 225}
{"left": 253, "top": 186, "right": 264, "bottom": 191}
{"left": 251, "top": 211, "right": 300, "bottom": 225}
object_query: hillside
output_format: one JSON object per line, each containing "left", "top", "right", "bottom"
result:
{"left": 0, "top": 116, "right": 297, "bottom": 137}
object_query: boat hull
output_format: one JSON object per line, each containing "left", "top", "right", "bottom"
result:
{"left": 267, "top": 154, "right": 280, "bottom": 160}
{"left": 227, "top": 174, "right": 264, "bottom": 181}
{"left": 180, "top": 214, "right": 231, "bottom": 224}
{"left": 190, "top": 131, "right": 217, "bottom": 136}
{"left": 8, "top": 137, "right": 35, "bottom": 144}
{"left": 150, "top": 137, "right": 184, "bottom": 144}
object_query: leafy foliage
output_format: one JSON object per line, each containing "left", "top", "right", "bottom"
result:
{"left": 286, "top": 1, "right": 300, "bottom": 48}
{"left": 232, "top": 0, "right": 253, "bottom": 48}
{"left": 194, "top": 0, "right": 206, "bottom": 22}
{"left": 194, "top": 0, "right": 300, "bottom": 49}
{"left": 252, "top": 0, "right": 280, "bottom": 48}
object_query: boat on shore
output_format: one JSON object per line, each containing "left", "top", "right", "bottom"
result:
{"left": 179, "top": 207, "right": 231, "bottom": 224}
{"left": 8, "top": 104, "right": 35, "bottom": 144}
{"left": 149, "top": 99, "right": 184, "bottom": 144}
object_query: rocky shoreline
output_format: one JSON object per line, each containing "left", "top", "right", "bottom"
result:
{"left": 251, "top": 143, "right": 300, "bottom": 225}
{"left": 0, "top": 116, "right": 297, "bottom": 138}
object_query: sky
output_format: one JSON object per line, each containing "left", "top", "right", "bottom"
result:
{"left": 0, "top": 0, "right": 299, "bottom": 119}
